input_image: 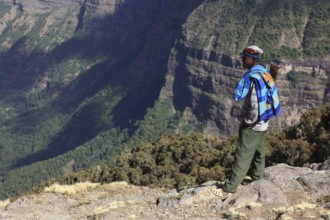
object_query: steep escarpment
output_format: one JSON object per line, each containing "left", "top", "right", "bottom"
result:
{"left": 161, "top": 42, "right": 330, "bottom": 136}
{"left": 160, "top": 44, "right": 243, "bottom": 136}
{"left": 160, "top": 0, "right": 330, "bottom": 136}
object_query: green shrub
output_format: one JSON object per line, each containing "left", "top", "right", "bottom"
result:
{"left": 111, "top": 133, "right": 236, "bottom": 189}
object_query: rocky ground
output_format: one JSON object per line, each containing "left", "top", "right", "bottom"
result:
{"left": 0, "top": 160, "right": 330, "bottom": 220}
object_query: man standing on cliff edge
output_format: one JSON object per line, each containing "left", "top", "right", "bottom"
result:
{"left": 212, "top": 45, "right": 281, "bottom": 198}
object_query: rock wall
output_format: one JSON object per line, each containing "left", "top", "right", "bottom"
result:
{"left": 161, "top": 41, "right": 330, "bottom": 137}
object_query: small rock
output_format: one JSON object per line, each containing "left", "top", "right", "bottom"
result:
{"left": 324, "top": 202, "right": 330, "bottom": 209}
{"left": 296, "top": 170, "right": 330, "bottom": 196}
{"left": 223, "top": 179, "right": 287, "bottom": 208}
{"left": 179, "top": 186, "right": 219, "bottom": 206}
{"left": 318, "top": 159, "right": 330, "bottom": 170}
{"left": 200, "top": 180, "right": 219, "bottom": 186}
{"left": 250, "top": 217, "right": 266, "bottom": 220}
{"left": 310, "top": 163, "right": 321, "bottom": 171}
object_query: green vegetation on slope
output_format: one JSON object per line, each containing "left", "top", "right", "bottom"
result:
{"left": 183, "top": 0, "right": 330, "bottom": 59}
{"left": 35, "top": 103, "right": 329, "bottom": 193}
{"left": 0, "top": 3, "right": 11, "bottom": 17}
{"left": 302, "top": 2, "right": 330, "bottom": 57}
{"left": 0, "top": 99, "right": 178, "bottom": 199}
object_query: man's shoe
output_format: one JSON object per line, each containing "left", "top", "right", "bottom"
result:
{"left": 208, "top": 186, "right": 233, "bottom": 200}
{"left": 242, "top": 176, "right": 253, "bottom": 185}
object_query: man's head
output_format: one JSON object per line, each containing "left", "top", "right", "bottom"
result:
{"left": 241, "top": 45, "right": 263, "bottom": 69}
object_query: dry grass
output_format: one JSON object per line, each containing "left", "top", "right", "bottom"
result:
{"left": 103, "top": 181, "right": 128, "bottom": 188}
{"left": 294, "top": 202, "right": 316, "bottom": 210}
{"left": 0, "top": 199, "right": 10, "bottom": 208}
{"left": 44, "top": 182, "right": 100, "bottom": 195}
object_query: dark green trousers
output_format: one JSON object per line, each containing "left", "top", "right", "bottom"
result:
{"left": 224, "top": 126, "right": 266, "bottom": 192}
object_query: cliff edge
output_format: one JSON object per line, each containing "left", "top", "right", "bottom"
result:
{"left": 1, "top": 160, "right": 329, "bottom": 220}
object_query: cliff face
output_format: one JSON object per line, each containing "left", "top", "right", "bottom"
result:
{"left": 161, "top": 44, "right": 330, "bottom": 136}
{"left": 160, "top": 0, "right": 330, "bottom": 136}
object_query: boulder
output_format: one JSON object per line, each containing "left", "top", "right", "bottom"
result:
{"left": 264, "top": 163, "right": 313, "bottom": 192}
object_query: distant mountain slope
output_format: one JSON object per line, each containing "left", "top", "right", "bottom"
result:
{"left": 0, "top": 0, "right": 329, "bottom": 199}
